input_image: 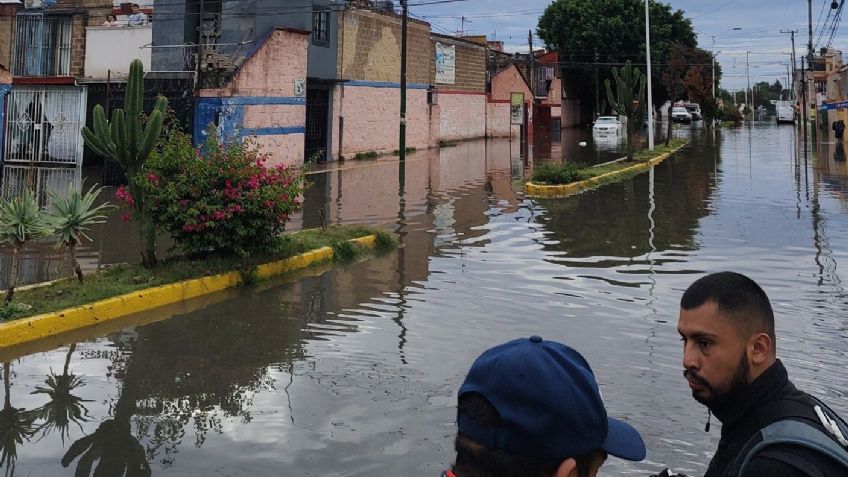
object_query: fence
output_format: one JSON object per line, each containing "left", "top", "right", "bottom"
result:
{"left": 11, "top": 14, "right": 72, "bottom": 77}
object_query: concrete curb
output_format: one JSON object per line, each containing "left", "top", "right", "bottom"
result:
{"left": 0, "top": 235, "right": 379, "bottom": 350}
{"left": 525, "top": 143, "right": 688, "bottom": 199}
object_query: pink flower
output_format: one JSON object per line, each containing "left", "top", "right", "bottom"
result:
{"left": 121, "top": 211, "right": 132, "bottom": 223}
{"left": 246, "top": 176, "right": 260, "bottom": 190}
{"left": 178, "top": 199, "right": 191, "bottom": 207}
{"left": 264, "top": 199, "right": 274, "bottom": 209}
{"left": 182, "top": 224, "right": 196, "bottom": 233}
{"left": 147, "top": 173, "right": 160, "bottom": 185}
{"left": 115, "top": 185, "right": 135, "bottom": 207}
{"left": 227, "top": 204, "right": 243, "bottom": 213}
{"left": 212, "top": 210, "right": 227, "bottom": 221}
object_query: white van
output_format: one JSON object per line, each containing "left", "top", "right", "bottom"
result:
{"left": 775, "top": 100, "right": 795, "bottom": 124}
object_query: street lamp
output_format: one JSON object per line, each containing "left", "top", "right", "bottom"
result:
{"left": 711, "top": 27, "right": 742, "bottom": 99}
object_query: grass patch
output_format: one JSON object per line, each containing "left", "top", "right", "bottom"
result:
{"left": 439, "top": 140, "right": 457, "bottom": 148}
{"left": 0, "top": 225, "right": 396, "bottom": 323}
{"left": 392, "top": 147, "right": 418, "bottom": 155}
{"left": 530, "top": 140, "right": 688, "bottom": 186}
{"left": 354, "top": 151, "right": 379, "bottom": 161}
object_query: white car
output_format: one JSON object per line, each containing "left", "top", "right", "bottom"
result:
{"left": 592, "top": 116, "right": 622, "bottom": 135}
{"left": 671, "top": 106, "right": 693, "bottom": 123}
{"left": 775, "top": 100, "right": 795, "bottom": 124}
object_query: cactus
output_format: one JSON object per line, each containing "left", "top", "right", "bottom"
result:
{"left": 605, "top": 61, "right": 647, "bottom": 161}
{"left": 81, "top": 59, "right": 167, "bottom": 266}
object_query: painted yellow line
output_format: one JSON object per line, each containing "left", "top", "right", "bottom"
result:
{"left": 0, "top": 235, "right": 379, "bottom": 350}
{"left": 525, "top": 143, "right": 687, "bottom": 199}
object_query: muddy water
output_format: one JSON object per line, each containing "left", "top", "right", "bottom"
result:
{"left": 1, "top": 123, "right": 847, "bottom": 476}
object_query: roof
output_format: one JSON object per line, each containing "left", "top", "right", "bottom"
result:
{"left": 536, "top": 50, "right": 558, "bottom": 65}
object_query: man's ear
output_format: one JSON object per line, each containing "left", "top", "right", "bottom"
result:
{"left": 749, "top": 332, "right": 773, "bottom": 366}
{"left": 554, "top": 458, "right": 577, "bottom": 477}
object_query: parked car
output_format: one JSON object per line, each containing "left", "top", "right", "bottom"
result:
{"left": 671, "top": 106, "right": 693, "bottom": 123}
{"left": 592, "top": 116, "right": 622, "bottom": 135}
{"left": 683, "top": 103, "right": 702, "bottom": 121}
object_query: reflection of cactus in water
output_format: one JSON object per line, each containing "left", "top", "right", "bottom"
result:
{"left": 0, "top": 363, "right": 38, "bottom": 477}
{"left": 32, "top": 344, "right": 91, "bottom": 444}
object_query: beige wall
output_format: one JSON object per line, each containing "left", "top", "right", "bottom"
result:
{"left": 338, "top": 8, "right": 432, "bottom": 84}
{"left": 431, "top": 35, "right": 486, "bottom": 93}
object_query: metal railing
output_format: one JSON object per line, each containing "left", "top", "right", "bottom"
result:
{"left": 11, "top": 14, "right": 72, "bottom": 77}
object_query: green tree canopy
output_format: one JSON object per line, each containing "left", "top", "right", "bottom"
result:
{"left": 538, "top": 0, "right": 699, "bottom": 119}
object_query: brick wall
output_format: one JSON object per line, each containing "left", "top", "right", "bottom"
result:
{"left": 431, "top": 35, "right": 486, "bottom": 93}
{"left": 70, "top": 15, "right": 86, "bottom": 77}
{"left": 337, "top": 8, "right": 432, "bottom": 84}
{"left": 332, "top": 86, "right": 433, "bottom": 156}
{"left": 437, "top": 93, "right": 486, "bottom": 141}
{"left": 196, "top": 29, "right": 309, "bottom": 167}
{"left": 0, "top": 16, "right": 11, "bottom": 72}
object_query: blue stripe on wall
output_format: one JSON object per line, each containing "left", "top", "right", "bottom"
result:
{"left": 345, "top": 80, "right": 430, "bottom": 90}
{"left": 242, "top": 126, "right": 306, "bottom": 136}
{"left": 223, "top": 96, "right": 306, "bottom": 106}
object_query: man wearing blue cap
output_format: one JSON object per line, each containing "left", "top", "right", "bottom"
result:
{"left": 446, "top": 336, "right": 647, "bottom": 477}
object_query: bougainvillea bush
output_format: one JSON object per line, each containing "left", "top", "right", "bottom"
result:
{"left": 140, "top": 130, "right": 305, "bottom": 256}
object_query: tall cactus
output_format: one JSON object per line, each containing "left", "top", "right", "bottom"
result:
{"left": 605, "top": 61, "right": 647, "bottom": 161}
{"left": 81, "top": 59, "right": 167, "bottom": 266}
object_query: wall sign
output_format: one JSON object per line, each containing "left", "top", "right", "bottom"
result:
{"left": 510, "top": 92, "right": 525, "bottom": 125}
{"left": 294, "top": 79, "right": 305, "bottom": 97}
{"left": 435, "top": 42, "right": 456, "bottom": 85}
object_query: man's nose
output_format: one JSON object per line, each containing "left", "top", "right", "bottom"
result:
{"left": 683, "top": 342, "right": 699, "bottom": 370}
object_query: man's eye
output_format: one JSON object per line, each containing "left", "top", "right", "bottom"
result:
{"left": 698, "top": 340, "right": 712, "bottom": 348}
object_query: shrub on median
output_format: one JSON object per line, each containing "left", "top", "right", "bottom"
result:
{"left": 531, "top": 163, "right": 593, "bottom": 185}
{"left": 141, "top": 129, "right": 305, "bottom": 257}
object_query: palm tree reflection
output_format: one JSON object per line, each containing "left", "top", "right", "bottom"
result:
{"left": 32, "top": 344, "right": 90, "bottom": 444}
{"left": 0, "top": 362, "right": 38, "bottom": 477}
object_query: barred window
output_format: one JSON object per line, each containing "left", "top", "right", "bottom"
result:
{"left": 12, "top": 14, "right": 72, "bottom": 77}
{"left": 312, "top": 6, "right": 330, "bottom": 46}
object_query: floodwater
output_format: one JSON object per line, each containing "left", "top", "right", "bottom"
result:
{"left": 1, "top": 122, "right": 847, "bottom": 476}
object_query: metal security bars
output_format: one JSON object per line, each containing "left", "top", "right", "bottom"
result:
{"left": 1, "top": 165, "right": 79, "bottom": 207}
{"left": 3, "top": 86, "right": 86, "bottom": 165}
{"left": 11, "top": 14, "right": 72, "bottom": 77}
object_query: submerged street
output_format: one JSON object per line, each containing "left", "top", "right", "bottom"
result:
{"left": 2, "top": 122, "right": 847, "bottom": 476}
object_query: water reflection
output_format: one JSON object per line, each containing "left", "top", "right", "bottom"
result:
{"left": 0, "top": 129, "right": 847, "bottom": 476}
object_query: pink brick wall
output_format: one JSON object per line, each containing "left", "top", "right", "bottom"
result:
{"left": 486, "top": 102, "right": 517, "bottom": 138}
{"left": 248, "top": 134, "right": 305, "bottom": 168}
{"left": 491, "top": 65, "right": 533, "bottom": 102}
{"left": 197, "top": 29, "right": 308, "bottom": 167}
{"left": 438, "top": 93, "right": 486, "bottom": 141}
{"left": 332, "top": 86, "right": 434, "bottom": 157}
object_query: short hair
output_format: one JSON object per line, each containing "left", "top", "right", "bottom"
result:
{"left": 454, "top": 393, "right": 598, "bottom": 477}
{"left": 681, "top": 272, "right": 776, "bottom": 344}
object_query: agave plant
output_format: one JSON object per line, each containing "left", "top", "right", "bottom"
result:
{"left": 45, "top": 184, "right": 114, "bottom": 283}
{"left": 0, "top": 363, "right": 38, "bottom": 477}
{"left": 0, "top": 190, "right": 52, "bottom": 304}
{"left": 32, "top": 344, "right": 90, "bottom": 444}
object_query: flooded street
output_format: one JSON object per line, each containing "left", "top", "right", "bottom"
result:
{"left": 1, "top": 122, "right": 847, "bottom": 476}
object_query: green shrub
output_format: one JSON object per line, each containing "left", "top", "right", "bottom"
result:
{"left": 142, "top": 130, "right": 306, "bottom": 257}
{"left": 354, "top": 151, "right": 379, "bottom": 160}
{"left": 531, "top": 163, "right": 593, "bottom": 185}
{"left": 439, "top": 140, "right": 457, "bottom": 148}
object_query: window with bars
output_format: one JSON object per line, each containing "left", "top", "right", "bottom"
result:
{"left": 312, "top": 6, "right": 330, "bottom": 47}
{"left": 11, "top": 14, "right": 72, "bottom": 77}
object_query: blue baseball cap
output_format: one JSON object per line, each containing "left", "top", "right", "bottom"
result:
{"left": 457, "top": 336, "right": 646, "bottom": 462}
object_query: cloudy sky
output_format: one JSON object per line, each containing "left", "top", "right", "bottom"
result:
{"left": 411, "top": 0, "right": 848, "bottom": 90}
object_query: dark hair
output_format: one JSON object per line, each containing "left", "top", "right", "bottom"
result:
{"left": 453, "top": 393, "right": 599, "bottom": 477}
{"left": 681, "top": 272, "right": 776, "bottom": 344}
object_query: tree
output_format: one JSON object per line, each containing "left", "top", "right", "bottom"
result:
{"left": 0, "top": 190, "right": 52, "bottom": 304}
{"left": 683, "top": 47, "right": 719, "bottom": 125}
{"left": 81, "top": 59, "right": 167, "bottom": 266}
{"left": 662, "top": 43, "right": 688, "bottom": 145}
{"left": 45, "top": 184, "right": 113, "bottom": 283}
{"left": 32, "top": 344, "right": 90, "bottom": 444}
{"left": 605, "top": 61, "right": 646, "bottom": 161}
{"left": 538, "top": 0, "right": 696, "bottom": 121}
{"left": 0, "top": 363, "right": 38, "bottom": 476}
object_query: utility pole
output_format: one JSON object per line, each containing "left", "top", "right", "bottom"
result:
{"left": 808, "top": 0, "right": 814, "bottom": 61}
{"left": 594, "top": 47, "right": 600, "bottom": 118}
{"left": 399, "top": 0, "right": 408, "bottom": 161}
{"left": 645, "top": 0, "right": 654, "bottom": 150}
{"left": 802, "top": 55, "right": 809, "bottom": 148}
{"left": 528, "top": 30, "right": 535, "bottom": 94}
{"left": 781, "top": 29, "right": 798, "bottom": 101}
{"left": 746, "top": 50, "right": 751, "bottom": 116}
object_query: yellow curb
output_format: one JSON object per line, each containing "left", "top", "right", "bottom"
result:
{"left": 0, "top": 235, "right": 379, "bottom": 350}
{"left": 525, "top": 143, "right": 687, "bottom": 199}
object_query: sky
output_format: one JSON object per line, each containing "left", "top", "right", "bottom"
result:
{"left": 410, "top": 0, "right": 848, "bottom": 90}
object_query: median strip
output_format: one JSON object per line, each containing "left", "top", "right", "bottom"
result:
{"left": 0, "top": 227, "right": 393, "bottom": 350}
{"left": 525, "top": 140, "right": 688, "bottom": 199}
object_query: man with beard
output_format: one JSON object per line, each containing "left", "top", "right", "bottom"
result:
{"left": 678, "top": 272, "right": 848, "bottom": 476}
